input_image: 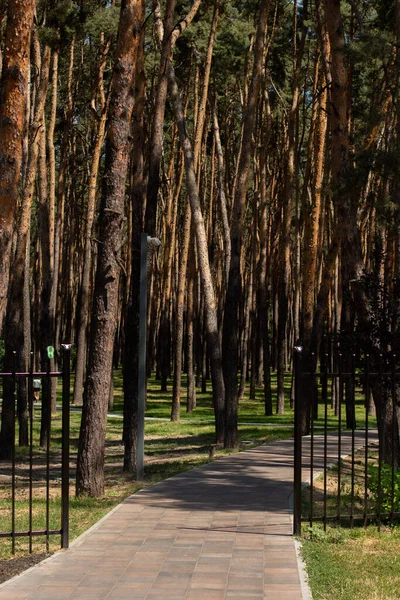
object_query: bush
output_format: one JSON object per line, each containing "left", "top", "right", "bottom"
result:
{"left": 368, "top": 463, "right": 400, "bottom": 514}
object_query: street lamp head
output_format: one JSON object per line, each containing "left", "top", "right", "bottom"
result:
{"left": 147, "top": 236, "right": 161, "bottom": 248}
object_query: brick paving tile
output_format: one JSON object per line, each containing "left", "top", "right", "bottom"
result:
{"left": 186, "top": 591, "right": 225, "bottom": 600}
{"left": 145, "top": 589, "right": 188, "bottom": 599}
{"left": 225, "top": 593, "right": 264, "bottom": 599}
{"left": 106, "top": 591, "right": 148, "bottom": 600}
{"left": 265, "top": 593, "right": 303, "bottom": 600}
{"left": 66, "top": 586, "right": 111, "bottom": 598}
{"left": 190, "top": 581, "right": 226, "bottom": 590}
{"left": 0, "top": 439, "right": 315, "bottom": 600}
{"left": 66, "top": 592, "right": 110, "bottom": 600}
{"left": 24, "top": 593, "right": 72, "bottom": 600}
{"left": 0, "top": 594, "right": 30, "bottom": 600}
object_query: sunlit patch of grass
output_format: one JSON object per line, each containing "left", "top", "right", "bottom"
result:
{"left": 301, "top": 526, "right": 400, "bottom": 600}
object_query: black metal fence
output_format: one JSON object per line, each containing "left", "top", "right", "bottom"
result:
{"left": 293, "top": 346, "right": 400, "bottom": 535}
{"left": 0, "top": 345, "right": 71, "bottom": 553}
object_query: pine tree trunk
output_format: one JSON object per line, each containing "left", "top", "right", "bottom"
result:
{"left": 277, "top": 2, "right": 307, "bottom": 414}
{"left": 53, "top": 37, "right": 75, "bottom": 351}
{"left": 158, "top": 128, "right": 179, "bottom": 392}
{"left": 186, "top": 246, "right": 196, "bottom": 413}
{"left": 73, "top": 39, "right": 110, "bottom": 406}
{"left": 168, "top": 60, "right": 225, "bottom": 444}
{"left": 0, "top": 39, "right": 50, "bottom": 460}
{"left": 301, "top": 64, "right": 327, "bottom": 349}
{"left": 171, "top": 0, "right": 219, "bottom": 421}
{"left": 0, "top": 0, "right": 34, "bottom": 335}
{"left": 171, "top": 204, "right": 191, "bottom": 422}
{"left": 222, "top": 0, "right": 270, "bottom": 448}
{"left": 122, "top": 5, "right": 146, "bottom": 472}
{"left": 76, "top": 0, "right": 141, "bottom": 496}
{"left": 212, "top": 102, "right": 231, "bottom": 293}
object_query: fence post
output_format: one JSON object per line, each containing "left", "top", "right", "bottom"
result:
{"left": 61, "top": 344, "right": 71, "bottom": 549}
{"left": 293, "top": 345, "right": 303, "bottom": 536}
{"left": 137, "top": 233, "right": 148, "bottom": 481}
{"left": 11, "top": 351, "right": 16, "bottom": 555}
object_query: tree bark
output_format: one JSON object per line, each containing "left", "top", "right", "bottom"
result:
{"left": 76, "top": 0, "right": 141, "bottom": 496}
{"left": 222, "top": 0, "right": 270, "bottom": 448}
{"left": 0, "top": 0, "right": 34, "bottom": 335}
{"left": 122, "top": 3, "right": 146, "bottom": 472}
{"left": 168, "top": 60, "right": 226, "bottom": 444}
{"left": 73, "top": 38, "right": 110, "bottom": 406}
{"left": 277, "top": 0, "right": 307, "bottom": 414}
{"left": 171, "top": 0, "right": 219, "bottom": 422}
{"left": 0, "top": 39, "right": 50, "bottom": 460}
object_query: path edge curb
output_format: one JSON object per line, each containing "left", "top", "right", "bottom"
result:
{"left": 289, "top": 491, "right": 313, "bottom": 600}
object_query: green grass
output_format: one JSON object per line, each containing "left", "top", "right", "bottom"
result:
{"left": 300, "top": 442, "right": 400, "bottom": 600}
{"left": 301, "top": 526, "right": 400, "bottom": 600}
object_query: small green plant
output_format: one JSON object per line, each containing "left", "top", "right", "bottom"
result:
{"left": 368, "top": 463, "right": 400, "bottom": 514}
{"left": 306, "top": 525, "right": 327, "bottom": 542}
{"left": 306, "top": 525, "right": 346, "bottom": 544}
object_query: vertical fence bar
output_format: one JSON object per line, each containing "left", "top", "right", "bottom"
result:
{"left": 364, "top": 354, "right": 370, "bottom": 527}
{"left": 293, "top": 346, "right": 303, "bottom": 536}
{"left": 377, "top": 354, "right": 383, "bottom": 532}
{"left": 322, "top": 353, "right": 328, "bottom": 531}
{"left": 391, "top": 353, "right": 396, "bottom": 524}
{"left": 11, "top": 351, "right": 16, "bottom": 555}
{"left": 350, "top": 353, "right": 356, "bottom": 529}
{"left": 45, "top": 359, "right": 51, "bottom": 552}
{"left": 309, "top": 354, "right": 315, "bottom": 528}
{"left": 61, "top": 344, "right": 71, "bottom": 550}
{"left": 29, "top": 352, "right": 34, "bottom": 553}
{"left": 337, "top": 352, "right": 343, "bottom": 523}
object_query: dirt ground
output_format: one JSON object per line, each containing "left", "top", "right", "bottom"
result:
{"left": 0, "top": 553, "right": 50, "bottom": 584}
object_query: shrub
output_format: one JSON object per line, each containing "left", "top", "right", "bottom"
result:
{"left": 368, "top": 463, "right": 400, "bottom": 514}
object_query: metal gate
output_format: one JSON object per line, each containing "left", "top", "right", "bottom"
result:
{"left": 293, "top": 346, "right": 400, "bottom": 535}
{"left": 0, "top": 345, "right": 71, "bottom": 553}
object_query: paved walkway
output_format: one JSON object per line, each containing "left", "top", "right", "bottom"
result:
{"left": 0, "top": 428, "right": 376, "bottom": 600}
{"left": 0, "top": 439, "right": 307, "bottom": 600}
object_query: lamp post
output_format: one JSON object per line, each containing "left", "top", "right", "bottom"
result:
{"left": 137, "top": 233, "right": 161, "bottom": 480}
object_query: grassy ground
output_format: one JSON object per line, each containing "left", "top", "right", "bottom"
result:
{"left": 300, "top": 445, "right": 400, "bottom": 599}
{"left": 301, "top": 526, "right": 400, "bottom": 600}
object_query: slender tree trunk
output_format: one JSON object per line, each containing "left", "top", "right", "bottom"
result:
{"left": 168, "top": 60, "right": 226, "bottom": 444}
{"left": 73, "top": 39, "right": 110, "bottom": 406}
{"left": 53, "top": 37, "right": 74, "bottom": 351}
{"left": 301, "top": 65, "right": 327, "bottom": 349}
{"left": 238, "top": 270, "right": 252, "bottom": 400}
{"left": 0, "top": 39, "right": 49, "bottom": 460}
{"left": 324, "top": 0, "right": 361, "bottom": 431}
{"left": 222, "top": 0, "right": 270, "bottom": 448}
{"left": 277, "top": 0, "right": 307, "bottom": 414}
{"left": 171, "top": 0, "right": 219, "bottom": 422}
{"left": 186, "top": 245, "right": 196, "bottom": 413}
{"left": 171, "top": 204, "right": 191, "bottom": 422}
{"left": 213, "top": 100, "right": 231, "bottom": 295}
{"left": 0, "top": 0, "right": 34, "bottom": 335}
{"left": 158, "top": 128, "right": 179, "bottom": 392}
{"left": 76, "top": 0, "right": 141, "bottom": 496}
{"left": 257, "top": 141, "right": 273, "bottom": 414}
{"left": 122, "top": 1, "right": 146, "bottom": 472}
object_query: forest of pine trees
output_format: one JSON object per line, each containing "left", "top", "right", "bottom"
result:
{"left": 0, "top": 0, "right": 400, "bottom": 495}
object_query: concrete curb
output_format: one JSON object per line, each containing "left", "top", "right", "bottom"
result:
{"left": 288, "top": 491, "right": 313, "bottom": 600}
